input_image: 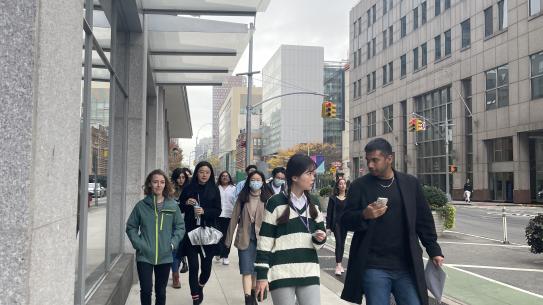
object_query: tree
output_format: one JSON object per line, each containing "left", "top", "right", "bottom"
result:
{"left": 168, "top": 141, "right": 183, "bottom": 173}
{"left": 208, "top": 155, "right": 220, "bottom": 172}
{"left": 266, "top": 143, "right": 341, "bottom": 172}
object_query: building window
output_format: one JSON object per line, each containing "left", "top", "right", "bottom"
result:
{"left": 383, "top": 65, "right": 388, "bottom": 85}
{"left": 358, "top": 79, "right": 362, "bottom": 97}
{"left": 401, "top": 54, "right": 407, "bottom": 77}
{"left": 389, "top": 26, "right": 393, "bottom": 46}
{"left": 367, "top": 111, "right": 377, "bottom": 138}
{"left": 373, "top": 5, "right": 377, "bottom": 23}
{"left": 421, "top": 43, "right": 427, "bottom": 66}
{"left": 435, "top": 0, "right": 441, "bottom": 16}
{"left": 389, "top": 61, "right": 394, "bottom": 82}
{"left": 401, "top": 16, "right": 407, "bottom": 37}
{"left": 531, "top": 52, "right": 543, "bottom": 99}
{"left": 485, "top": 7, "right": 493, "bottom": 37}
{"left": 367, "top": 42, "right": 371, "bottom": 59}
{"left": 372, "top": 71, "right": 377, "bottom": 90}
{"left": 358, "top": 48, "right": 362, "bottom": 66}
{"left": 489, "top": 137, "right": 513, "bottom": 162}
{"left": 383, "top": 30, "right": 388, "bottom": 49}
{"left": 354, "top": 116, "right": 362, "bottom": 141}
{"left": 444, "top": 0, "right": 450, "bottom": 10}
{"left": 435, "top": 35, "right": 441, "bottom": 60}
{"left": 444, "top": 29, "right": 451, "bottom": 56}
{"left": 373, "top": 38, "right": 377, "bottom": 56}
{"left": 530, "top": 0, "right": 541, "bottom": 16}
{"left": 498, "top": 0, "right": 508, "bottom": 30}
{"left": 413, "top": 7, "right": 419, "bottom": 30}
{"left": 384, "top": 0, "right": 388, "bottom": 14}
{"left": 353, "top": 52, "right": 357, "bottom": 68}
{"left": 367, "top": 9, "right": 372, "bottom": 27}
{"left": 353, "top": 81, "right": 358, "bottom": 98}
{"left": 462, "top": 78, "right": 473, "bottom": 181}
{"left": 413, "top": 47, "right": 419, "bottom": 71}
{"left": 422, "top": 1, "right": 427, "bottom": 24}
{"left": 354, "top": 20, "right": 357, "bottom": 38}
{"left": 485, "top": 64, "right": 509, "bottom": 110}
{"left": 461, "top": 19, "right": 471, "bottom": 48}
{"left": 353, "top": 157, "right": 361, "bottom": 178}
{"left": 367, "top": 74, "right": 371, "bottom": 93}
{"left": 383, "top": 105, "right": 394, "bottom": 133}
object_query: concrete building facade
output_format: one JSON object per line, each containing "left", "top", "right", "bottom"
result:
{"left": 261, "top": 45, "right": 325, "bottom": 156}
{"left": 349, "top": 0, "right": 543, "bottom": 202}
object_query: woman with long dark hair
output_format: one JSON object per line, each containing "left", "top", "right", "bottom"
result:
{"left": 126, "top": 169, "right": 185, "bottom": 305}
{"left": 225, "top": 170, "right": 272, "bottom": 305}
{"left": 179, "top": 161, "right": 222, "bottom": 305}
{"left": 326, "top": 177, "right": 348, "bottom": 276}
{"left": 216, "top": 171, "right": 236, "bottom": 265}
{"left": 254, "top": 154, "right": 327, "bottom": 305}
{"left": 170, "top": 168, "right": 190, "bottom": 288}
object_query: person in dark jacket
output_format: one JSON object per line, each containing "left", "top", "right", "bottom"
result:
{"left": 340, "top": 138, "right": 444, "bottom": 305}
{"left": 170, "top": 168, "right": 190, "bottom": 288}
{"left": 266, "top": 167, "right": 287, "bottom": 195}
{"left": 326, "top": 177, "right": 348, "bottom": 276}
{"left": 126, "top": 169, "right": 185, "bottom": 305}
{"left": 179, "top": 161, "right": 222, "bottom": 305}
{"left": 463, "top": 178, "right": 473, "bottom": 203}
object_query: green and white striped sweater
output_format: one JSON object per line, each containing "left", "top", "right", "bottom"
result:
{"left": 254, "top": 192, "right": 327, "bottom": 290}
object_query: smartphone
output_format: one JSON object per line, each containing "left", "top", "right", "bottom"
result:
{"left": 375, "top": 197, "right": 388, "bottom": 207}
{"left": 258, "top": 288, "right": 268, "bottom": 300}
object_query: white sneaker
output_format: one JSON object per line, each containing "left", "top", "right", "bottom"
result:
{"left": 222, "top": 258, "right": 230, "bottom": 265}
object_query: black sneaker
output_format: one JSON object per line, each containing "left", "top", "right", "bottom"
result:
{"left": 180, "top": 257, "right": 188, "bottom": 273}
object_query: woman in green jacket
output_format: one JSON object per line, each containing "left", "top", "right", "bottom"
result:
{"left": 126, "top": 169, "right": 185, "bottom": 305}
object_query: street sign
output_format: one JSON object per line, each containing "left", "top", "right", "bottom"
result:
{"left": 311, "top": 155, "right": 325, "bottom": 174}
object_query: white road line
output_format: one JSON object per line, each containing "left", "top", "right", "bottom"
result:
{"left": 439, "top": 241, "right": 530, "bottom": 248}
{"left": 422, "top": 258, "right": 543, "bottom": 300}
{"left": 446, "top": 264, "right": 543, "bottom": 273}
{"left": 445, "top": 230, "right": 526, "bottom": 246}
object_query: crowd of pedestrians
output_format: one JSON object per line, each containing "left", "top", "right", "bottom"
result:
{"left": 126, "top": 137, "right": 444, "bottom": 305}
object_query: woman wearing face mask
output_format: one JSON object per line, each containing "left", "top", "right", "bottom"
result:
{"left": 266, "top": 167, "right": 286, "bottom": 195}
{"left": 255, "top": 154, "right": 327, "bottom": 305}
{"left": 326, "top": 177, "right": 348, "bottom": 276}
{"left": 225, "top": 170, "right": 272, "bottom": 305}
{"left": 179, "top": 161, "right": 222, "bottom": 305}
{"left": 216, "top": 171, "right": 236, "bottom": 265}
{"left": 126, "top": 169, "right": 185, "bottom": 305}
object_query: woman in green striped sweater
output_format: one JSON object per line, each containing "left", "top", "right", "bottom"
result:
{"left": 254, "top": 154, "right": 327, "bottom": 305}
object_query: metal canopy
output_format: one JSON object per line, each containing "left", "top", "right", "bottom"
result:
{"left": 147, "top": 14, "right": 250, "bottom": 86}
{"left": 141, "top": 0, "right": 270, "bottom": 15}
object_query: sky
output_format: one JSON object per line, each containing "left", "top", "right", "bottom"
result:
{"left": 178, "top": 0, "right": 359, "bottom": 159}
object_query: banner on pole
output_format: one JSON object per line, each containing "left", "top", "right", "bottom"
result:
{"left": 311, "top": 155, "right": 325, "bottom": 174}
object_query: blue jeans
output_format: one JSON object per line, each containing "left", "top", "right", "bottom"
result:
{"left": 171, "top": 250, "right": 180, "bottom": 272}
{"left": 362, "top": 269, "right": 421, "bottom": 305}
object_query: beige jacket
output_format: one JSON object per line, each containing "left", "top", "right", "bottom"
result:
{"left": 224, "top": 195, "right": 265, "bottom": 250}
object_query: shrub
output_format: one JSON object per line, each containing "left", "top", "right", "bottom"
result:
{"left": 422, "top": 185, "right": 448, "bottom": 209}
{"left": 319, "top": 186, "right": 333, "bottom": 197}
{"left": 526, "top": 214, "right": 543, "bottom": 254}
{"left": 435, "top": 204, "right": 456, "bottom": 230}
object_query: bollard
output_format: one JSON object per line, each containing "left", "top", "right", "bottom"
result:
{"left": 502, "top": 207, "right": 510, "bottom": 244}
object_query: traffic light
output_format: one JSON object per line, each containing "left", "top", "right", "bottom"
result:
{"left": 408, "top": 118, "right": 417, "bottom": 132}
{"left": 329, "top": 102, "right": 337, "bottom": 118}
{"left": 449, "top": 164, "right": 457, "bottom": 173}
{"left": 415, "top": 119, "right": 426, "bottom": 131}
{"left": 321, "top": 101, "right": 334, "bottom": 118}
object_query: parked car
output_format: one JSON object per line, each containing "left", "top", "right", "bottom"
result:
{"left": 88, "top": 183, "right": 105, "bottom": 197}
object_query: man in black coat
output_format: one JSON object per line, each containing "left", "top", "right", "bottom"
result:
{"left": 341, "top": 138, "right": 444, "bottom": 305}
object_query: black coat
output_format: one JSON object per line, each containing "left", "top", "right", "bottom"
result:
{"left": 326, "top": 196, "right": 346, "bottom": 231}
{"left": 265, "top": 181, "right": 286, "bottom": 195}
{"left": 340, "top": 171, "right": 443, "bottom": 305}
{"left": 178, "top": 182, "right": 222, "bottom": 255}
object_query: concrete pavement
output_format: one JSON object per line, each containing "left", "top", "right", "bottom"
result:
{"left": 124, "top": 246, "right": 353, "bottom": 305}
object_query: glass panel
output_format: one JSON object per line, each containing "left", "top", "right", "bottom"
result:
{"left": 530, "top": 0, "right": 541, "bottom": 16}
{"left": 532, "top": 76, "right": 543, "bottom": 99}
{"left": 86, "top": 55, "right": 110, "bottom": 292}
{"left": 444, "top": 30, "right": 451, "bottom": 55}
{"left": 462, "top": 19, "right": 471, "bottom": 48}
{"left": 435, "top": 36, "right": 441, "bottom": 60}
{"left": 485, "top": 7, "right": 493, "bottom": 37}
{"left": 498, "top": 65, "right": 509, "bottom": 86}
{"left": 531, "top": 52, "right": 543, "bottom": 76}
{"left": 435, "top": 0, "right": 441, "bottom": 16}
{"left": 486, "top": 69, "right": 497, "bottom": 90}
{"left": 498, "top": 86, "right": 509, "bottom": 107}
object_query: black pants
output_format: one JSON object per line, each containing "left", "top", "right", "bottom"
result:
{"left": 217, "top": 217, "right": 231, "bottom": 258}
{"left": 136, "top": 262, "right": 171, "bottom": 305}
{"left": 334, "top": 224, "right": 348, "bottom": 263}
{"left": 186, "top": 244, "right": 214, "bottom": 296}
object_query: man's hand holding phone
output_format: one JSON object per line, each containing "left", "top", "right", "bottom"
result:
{"left": 362, "top": 198, "right": 388, "bottom": 220}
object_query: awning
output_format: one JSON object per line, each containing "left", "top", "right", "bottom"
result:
{"left": 141, "top": 0, "right": 270, "bottom": 16}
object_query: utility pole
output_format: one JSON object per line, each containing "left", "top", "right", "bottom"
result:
{"left": 444, "top": 103, "right": 450, "bottom": 200}
{"left": 237, "top": 23, "right": 260, "bottom": 168}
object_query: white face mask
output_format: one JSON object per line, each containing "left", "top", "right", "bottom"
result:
{"left": 273, "top": 178, "right": 285, "bottom": 187}
{"left": 249, "top": 181, "right": 263, "bottom": 191}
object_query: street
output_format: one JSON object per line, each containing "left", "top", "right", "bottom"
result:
{"left": 318, "top": 204, "right": 543, "bottom": 305}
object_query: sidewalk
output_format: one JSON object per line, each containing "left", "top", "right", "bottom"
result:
{"left": 124, "top": 247, "right": 353, "bottom": 305}
{"left": 451, "top": 200, "right": 543, "bottom": 207}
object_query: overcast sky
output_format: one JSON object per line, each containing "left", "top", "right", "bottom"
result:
{"left": 179, "top": 0, "right": 359, "bottom": 159}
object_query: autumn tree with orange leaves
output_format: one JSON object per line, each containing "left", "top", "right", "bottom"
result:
{"left": 266, "top": 143, "right": 340, "bottom": 171}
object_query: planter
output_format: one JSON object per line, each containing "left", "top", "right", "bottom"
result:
{"left": 318, "top": 196, "right": 329, "bottom": 212}
{"left": 432, "top": 211, "right": 445, "bottom": 236}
